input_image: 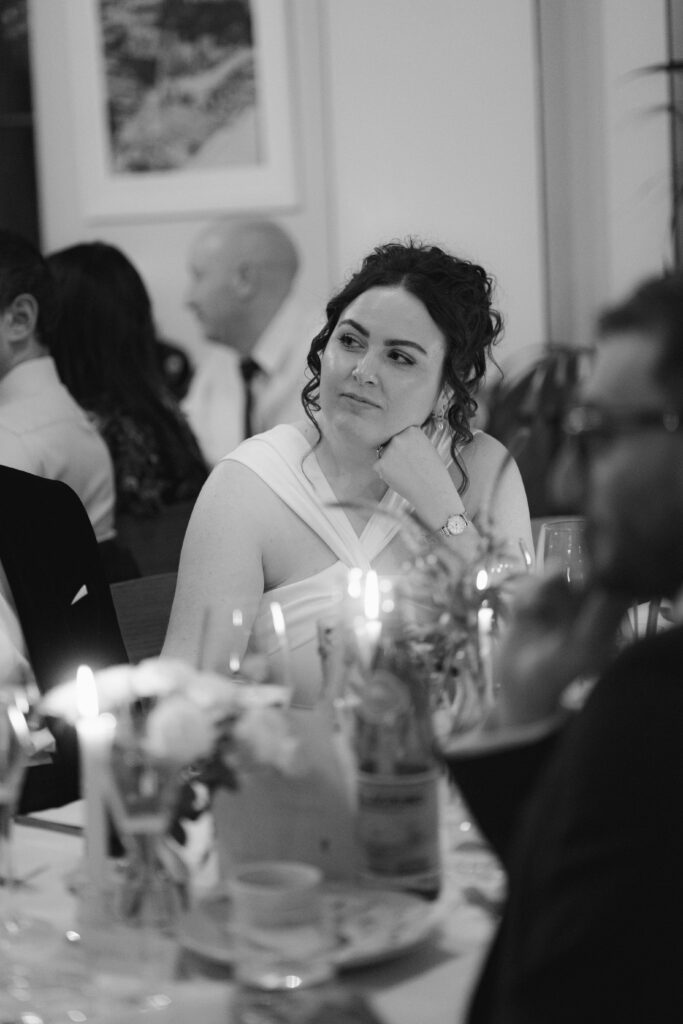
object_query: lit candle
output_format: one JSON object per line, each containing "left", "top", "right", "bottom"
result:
{"left": 350, "top": 570, "right": 382, "bottom": 667}
{"left": 75, "top": 665, "right": 115, "bottom": 917}
{"left": 477, "top": 602, "right": 495, "bottom": 698}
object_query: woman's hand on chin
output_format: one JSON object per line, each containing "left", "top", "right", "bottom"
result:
{"left": 373, "top": 424, "right": 461, "bottom": 524}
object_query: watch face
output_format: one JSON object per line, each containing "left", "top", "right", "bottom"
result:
{"left": 445, "top": 514, "right": 467, "bottom": 535}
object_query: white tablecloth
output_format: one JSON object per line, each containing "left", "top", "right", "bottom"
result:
{"left": 9, "top": 798, "right": 499, "bottom": 1024}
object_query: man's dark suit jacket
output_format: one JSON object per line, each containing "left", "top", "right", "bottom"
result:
{"left": 450, "top": 624, "right": 683, "bottom": 1024}
{"left": 0, "top": 467, "right": 128, "bottom": 813}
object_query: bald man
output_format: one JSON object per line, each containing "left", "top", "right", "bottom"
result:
{"left": 183, "top": 217, "right": 317, "bottom": 465}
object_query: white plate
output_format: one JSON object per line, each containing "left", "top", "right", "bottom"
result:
{"left": 178, "top": 883, "right": 442, "bottom": 971}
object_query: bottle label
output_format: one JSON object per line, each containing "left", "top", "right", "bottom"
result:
{"left": 356, "top": 770, "right": 441, "bottom": 893}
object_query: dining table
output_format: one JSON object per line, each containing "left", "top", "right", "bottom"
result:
{"left": 8, "top": 790, "right": 501, "bottom": 1024}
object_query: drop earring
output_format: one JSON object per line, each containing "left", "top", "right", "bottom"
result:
{"left": 431, "top": 392, "right": 449, "bottom": 426}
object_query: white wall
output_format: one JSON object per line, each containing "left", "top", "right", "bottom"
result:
{"left": 322, "top": 0, "right": 546, "bottom": 378}
{"left": 539, "top": 0, "right": 672, "bottom": 350}
{"left": 27, "top": 0, "right": 672, "bottom": 377}
{"left": 602, "top": 0, "right": 672, "bottom": 296}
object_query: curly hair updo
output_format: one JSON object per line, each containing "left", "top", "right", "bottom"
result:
{"left": 301, "top": 238, "right": 502, "bottom": 493}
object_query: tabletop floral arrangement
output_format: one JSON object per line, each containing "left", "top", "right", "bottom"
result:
{"left": 40, "top": 658, "right": 300, "bottom": 850}
{"left": 382, "top": 505, "right": 534, "bottom": 741}
{"left": 40, "top": 658, "right": 301, "bottom": 928}
{"left": 40, "top": 655, "right": 299, "bottom": 783}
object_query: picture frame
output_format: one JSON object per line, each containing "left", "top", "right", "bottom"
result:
{"left": 64, "top": 0, "right": 298, "bottom": 221}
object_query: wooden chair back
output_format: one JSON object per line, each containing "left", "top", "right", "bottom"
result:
{"left": 116, "top": 501, "right": 194, "bottom": 577}
{"left": 110, "top": 571, "right": 177, "bottom": 663}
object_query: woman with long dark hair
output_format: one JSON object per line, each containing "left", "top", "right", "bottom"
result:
{"left": 47, "top": 241, "right": 208, "bottom": 573}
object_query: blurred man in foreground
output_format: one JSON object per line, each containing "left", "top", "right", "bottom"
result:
{"left": 448, "top": 273, "right": 683, "bottom": 1023}
{"left": 183, "top": 217, "right": 315, "bottom": 465}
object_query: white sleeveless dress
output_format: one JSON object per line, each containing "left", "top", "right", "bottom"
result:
{"left": 209, "top": 423, "right": 535, "bottom": 879}
{"left": 211, "top": 425, "right": 458, "bottom": 878}
{"left": 223, "top": 423, "right": 454, "bottom": 707}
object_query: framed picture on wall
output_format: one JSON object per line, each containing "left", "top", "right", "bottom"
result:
{"left": 64, "top": 0, "right": 297, "bottom": 220}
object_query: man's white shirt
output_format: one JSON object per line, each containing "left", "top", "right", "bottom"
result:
{"left": 183, "top": 295, "right": 319, "bottom": 465}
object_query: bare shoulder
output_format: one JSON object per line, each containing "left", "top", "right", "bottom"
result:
{"left": 192, "top": 457, "right": 281, "bottom": 529}
{"left": 462, "top": 430, "right": 512, "bottom": 464}
{"left": 203, "top": 457, "right": 278, "bottom": 503}
{"left": 455, "top": 430, "right": 515, "bottom": 483}
{"left": 457, "top": 430, "right": 528, "bottom": 513}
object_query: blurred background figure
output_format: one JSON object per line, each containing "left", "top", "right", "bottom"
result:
{"left": 183, "top": 216, "right": 317, "bottom": 465}
{"left": 155, "top": 335, "right": 195, "bottom": 402}
{"left": 485, "top": 344, "right": 593, "bottom": 517}
{"left": 0, "top": 229, "right": 121, "bottom": 559}
{"left": 47, "top": 240, "right": 208, "bottom": 575}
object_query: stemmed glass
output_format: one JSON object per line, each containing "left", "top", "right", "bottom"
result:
{"left": 0, "top": 691, "right": 33, "bottom": 935}
{"left": 0, "top": 689, "right": 64, "bottom": 1021}
{"left": 225, "top": 600, "right": 293, "bottom": 710}
{"left": 536, "top": 518, "right": 594, "bottom": 708}
{"left": 425, "top": 538, "right": 531, "bottom": 889}
{"left": 0, "top": 689, "right": 58, "bottom": 941}
{"left": 535, "top": 518, "right": 586, "bottom": 585}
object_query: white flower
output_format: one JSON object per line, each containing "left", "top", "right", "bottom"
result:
{"left": 232, "top": 706, "right": 300, "bottom": 774}
{"left": 39, "top": 657, "right": 299, "bottom": 776}
{"left": 145, "top": 692, "right": 215, "bottom": 763}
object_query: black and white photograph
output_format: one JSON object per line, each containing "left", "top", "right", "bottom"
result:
{"left": 0, "top": 3, "right": 679, "bottom": 1023}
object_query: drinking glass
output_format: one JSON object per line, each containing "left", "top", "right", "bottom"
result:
{"left": 107, "top": 702, "right": 185, "bottom": 925}
{"left": 73, "top": 699, "right": 186, "bottom": 1015}
{"left": 425, "top": 541, "right": 531, "bottom": 868}
{"left": 0, "top": 690, "right": 56, "bottom": 939}
{"left": 0, "top": 693, "right": 31, "bottom": 933}
{"left": 228, "top": 860, "right": 335, "bottom": 992}
{"left": 535, "top": 518, "right": 587, "bottom": 585}
{"left": 226, "top": 600, "right": 293, "bottom": 710}
{"left": 536, "top": 518, "right": 593, "bottom": 708}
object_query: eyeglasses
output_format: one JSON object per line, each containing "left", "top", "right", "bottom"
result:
{"left": 562, "top": 404, "right": 683, "bottom": 456}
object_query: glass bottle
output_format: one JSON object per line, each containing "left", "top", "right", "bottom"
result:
{"left": 350, "top": 575, "right": 441, "bottom": 900}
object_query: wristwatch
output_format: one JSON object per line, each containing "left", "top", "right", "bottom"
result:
{"left": 438, "top": 512, "right": 469, "bottom": 537}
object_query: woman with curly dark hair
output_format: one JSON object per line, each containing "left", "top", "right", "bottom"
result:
{"left": 164, "top": 239, "right": 532, "bottom": 703}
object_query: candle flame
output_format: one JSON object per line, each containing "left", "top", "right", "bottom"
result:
{"left": 363, "top": 570, "right": 380, "bottom": 621}
{"left": 475, "top": 568, "right": 489, "bottom": 591}
{"left": 75, "top": 665, "right": 99, "bottom": 719}
{"left": 270, "top": 601, "right": 286, "bottom": 639}
{"left": 347, "top": 567, "right": 363, "bottom": 600}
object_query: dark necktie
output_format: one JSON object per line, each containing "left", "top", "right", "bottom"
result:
{"left": 239, "top": 357, "right": 260, "bottom": 439}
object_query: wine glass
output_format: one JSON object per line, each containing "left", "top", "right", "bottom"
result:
{"left": 0, "top": 692, "right": 32, "bottom": 931}
{"left": 424, "top": 541, "right": 533, "bottom": 880}
{"left": 0, "top": 691, "right": 58, "bottom": 939}
{"left": 536, "top": 518, "right": 593, "bottom": 708}
{"left": 226, "top": 600, "right": 293, "bottom": 710}
{"left": 535, "top": 518, "right": 586, "bottom": 585}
